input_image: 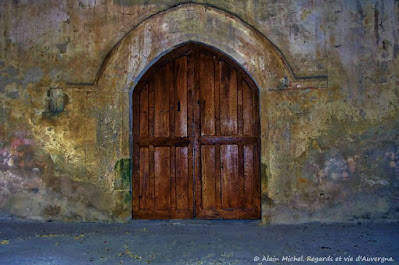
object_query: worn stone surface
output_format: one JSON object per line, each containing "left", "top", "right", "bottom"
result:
{"left": 0, "top": 219, "right": 398, "bottom": 264}
{"left": 0, "top": 1, "right": 398, "bottom": 223}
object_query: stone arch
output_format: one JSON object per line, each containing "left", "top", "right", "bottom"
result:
{"left": 96, "top": 3, "right": 294, "bottom": 93}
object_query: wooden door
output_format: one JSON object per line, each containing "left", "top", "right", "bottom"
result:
{"left": 132, "top": 43, "right": 260, "bottom": 219}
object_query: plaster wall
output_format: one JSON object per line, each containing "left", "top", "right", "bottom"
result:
{"left": 0, "top": 0, "right": 398, "bottom": 223}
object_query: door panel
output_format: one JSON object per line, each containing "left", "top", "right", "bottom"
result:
{"left": 139, "top": 147, "right": 151, "bottom": 211}
{"left": 133, "top": 44, "right": 260, "bottom": 219}
{"left": 154, "top": 66, "right": 171, "bottom": 138}
{"left": 244, "top": 145, "right": 255, "bottom": 209}
{"left": 199, "top": 53, "right": 215, "bottom": 136}
{"left": 220, "top": 61, "right": 238, "bottom": 136}
{"left": 176, "top": 147, "right": 190, "bottom": 211}
{"left": 154, "top": 147, "right": 170, "bottom": 211}
{"left": 201, "top": 145, "right": 216, "bottom": 210}
{"left": 175, "top": 57, "right": 188, "bottom": 137}
{"left": 221, "top": 144, "right": 240, "bottom": 210}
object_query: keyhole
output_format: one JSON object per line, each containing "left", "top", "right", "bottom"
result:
{"left": 177, "top": 101, "right": 181, "bottom": 112}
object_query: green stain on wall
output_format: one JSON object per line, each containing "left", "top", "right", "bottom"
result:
{"left": 114, "top": 158, "right": 132, "bottom": 190}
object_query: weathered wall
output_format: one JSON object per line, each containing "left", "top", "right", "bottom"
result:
{"left": 0, "top": 0, "right": 398, "bottom": 223}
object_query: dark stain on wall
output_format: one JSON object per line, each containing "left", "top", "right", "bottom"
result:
{"left": 114, "top": 158, "right": 132, "bottom": 190}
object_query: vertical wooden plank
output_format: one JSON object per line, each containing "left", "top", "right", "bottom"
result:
{"left": 176, "top": 147, "right": 189, "bottom": 211}
{"left": 139, "top": 148, "right": 151, "bottom": 210}
{"left": 237, "top": 77, "right": 243, "bottom": 136}
{"left": 220, "top": 62, "right": 237, "bottom": 136}
{"left": 140, "top": 84, "right": 149, "bottom": 138}
{"left": 187, "top": 51, "right": 195, "bottom": 217}
{"left": 169, "top": 62, "right": 175, "bottom": 138}
{"left": 214, "top": 58, "right": 222, "bottom": 212}
{"left": 187, "top": 145, "right": 194, "bottom": 215}
{"left": 175, "top": 56, "right": 188, "bottom": 137}
{"left": 149, "top": 81, "right": 155, "bottom": 138}
{"left": 244, "top": 145, "right": 255, "bottom": 210}
{"left": 148, "top": 80, "right": 155, "bottom": 212}
{"left": 215, "top": 60, "right": 221, "bottom": 137}
{"left": 193, "top": 46, "right": 202, "bottom": 217}
{"left": 149, "top": 145, "right": 155, "bottom": 211}
{"left": 199, "top": 53, "right": 215, "bottom": 136}
{"left": 243, "top": 80, "right": 255, "bottom": 136}
{"left": 221, "top": 145, "right": 239, "bottom": 209}
{"left": 154, "top": 66, "right": 170, "bottom": 137}
{"left": 201, "top": 145, "right": 216, "bottom": 209}
{"left": 154, "top": 147, "right": 170, "bottom": 211}
{"left": 170, "top": 146, "right": 176, "bottom": 212}
{"left": 255, "top": 81, "right": 261, "bottom": 215}
{"left": 215, "top": 144, "right": 221, "bottom": 210}
{"left": 238, "top": 144, "right": 245, "bottom": 209}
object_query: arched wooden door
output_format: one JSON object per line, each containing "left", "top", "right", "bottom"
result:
{"left": 132, "top": 43, "right": 260, "bottom": 219}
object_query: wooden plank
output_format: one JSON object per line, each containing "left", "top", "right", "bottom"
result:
{"left": 254, "top": 141, "right": 261, "bottom": 215}
{"left": 170, "top": 146, "right": 176, "bottom": 212}
{"left": 187, "top": 52, "right": 195, "bottom": 217}
{"left": 215, "top": 60, "right": 221, "bottom": 137}
{"left": 175, "top": 56, "right": 188, "bottom": 137}
{"left": 199, "top": 53, "right": 215, "bottom": 136}
{"left": 215, "top": 144, "right": 221, "bottom": 209}
{"left": 243, "top": 80, "right": 255, "bottom": 136}
{"left": 201, "top": 145, "right": 216, "bottom": 209}
{"left": 154, "top": 66, "right": 170, "bottom": 137}
{"left": 169, "top": 61, "right": 175, "bottom": 138}
{"left": 140, "top": 84, "right": 149, "bottom": 137}
{"left": 139, "top": 147, "right": 151, "bottom": 210}
{"left": 187, "top": 144, "right": 194, "bottom": 216}
{"left": 220, "top": 61, "right": 238, "bottom": 136}
{"left": 187, "top": 53, "right": 195, "bottom": 139}
{"left": 154, "top": 147, "right": 170, "bottom": 211}
{"left": 238, "top": 144, "right": 244, "bottom": 209}
{"left": 193, "top": 47, "right": 202, "bottom": 218}
{"left": 244, "top": 145, "right": 255, "bottom": 210}
{"left": 149, "top": 81, "right": 155, "bottom": 137}
{"left": 238, "top": 77, "right": 243, "bottom": 136}
{"left": 198, "top": 136, "right": 258, "bottom": 145}
{"left": 221, "top": 145, "right": 239, "bottom": 209}
{"left": 176, "top": 147, "right": 189, "bottom": 211}
{"left": 149, "top": 145, "right": 155, "bottom": 211}
{"left": 136, "top": 137, "right": 190, "bottom": 147}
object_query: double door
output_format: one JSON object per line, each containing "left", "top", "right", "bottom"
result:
{"left": 132, "top": 43, "right": 260, "bottom": 219}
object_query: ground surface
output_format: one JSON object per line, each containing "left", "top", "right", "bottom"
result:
{"left": 0, "top": 219, "right": 398, "bottom": 265}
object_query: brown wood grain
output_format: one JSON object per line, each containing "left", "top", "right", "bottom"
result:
{"left": 244, "top": 145, "right": 255, "bottom": 209}
{"left": 175, "top": 56, "right": 188, "bottom": 137}
{"left": 201, "top": 145, "right": 216, "bottom": 209}
{"left": 221, "top": 144, "right": 239, "bottom": 209}
{"left": 139, "top": 147, "right": 151, "bottom": 210}
{"left": 154, "top": 66, "right": 170, "bottom": 137}
{"left": 199, "top": 53, "right": 215, "bottom": 136}
{"left": 243, "top": 80, "right": 255, "bottom": 136}
{"left": 176, "top": 147, "right": 189, "bottom": 211}
{"left": 220, "top": 61, "right": 238, "bottom": 136}
{"left": 154, "top": 147, "right": 170, "bottom": 211}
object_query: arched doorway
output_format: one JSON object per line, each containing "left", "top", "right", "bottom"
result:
{"left": 132, "top": 43, "right": 260, "bottom": 219}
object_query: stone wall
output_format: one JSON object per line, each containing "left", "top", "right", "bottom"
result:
{"left": 0, "top": 0, "right": 398, "bottom": 223}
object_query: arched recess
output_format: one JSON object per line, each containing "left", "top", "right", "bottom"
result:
{"left": 91, "top": 3, "right": 327, "bottom": 221}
